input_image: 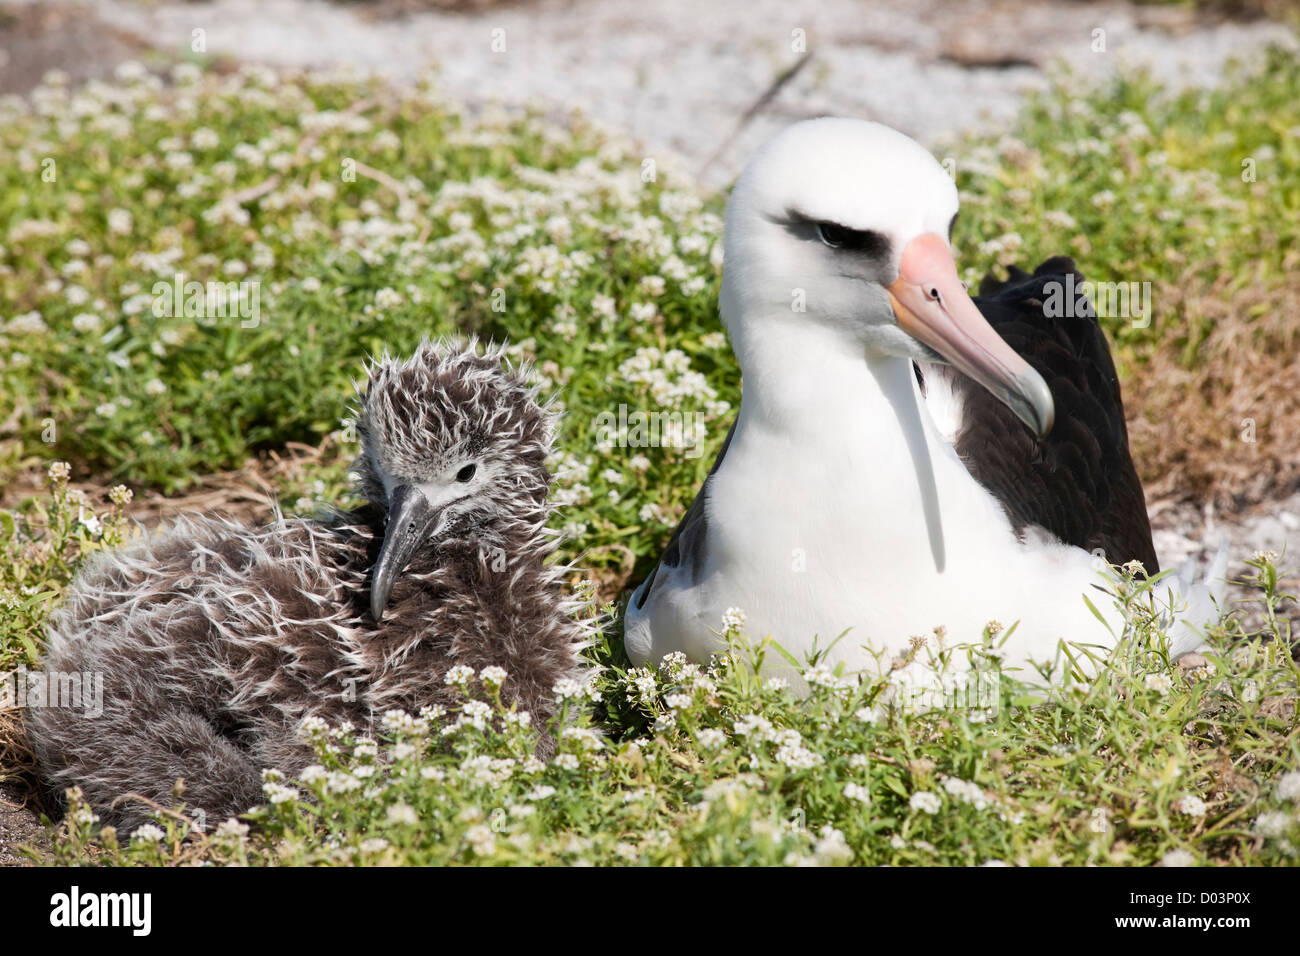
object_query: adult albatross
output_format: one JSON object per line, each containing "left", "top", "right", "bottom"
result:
{"left": 624, "top": 118, "right": 1225, "bottom": 687}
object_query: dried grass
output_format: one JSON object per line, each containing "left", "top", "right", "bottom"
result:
{"left": 0, "top": 440, "right": 337, "bottom": 532}
{"left": 1127, "top": 270, "right": 1300, "bottom": 510}
{"left": 0, "top": 706, "right": 43, "bottom": 814}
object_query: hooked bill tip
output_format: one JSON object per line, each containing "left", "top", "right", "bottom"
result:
{"left": 1009, "top": 367, "right": 1055, "bottom": 440}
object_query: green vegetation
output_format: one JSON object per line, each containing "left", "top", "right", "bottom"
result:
{"left": 29, "top": 482, "right": 1300, "bottom": 866}
{"left": 2, "top": 48, "right": 1298, "bottom": 865}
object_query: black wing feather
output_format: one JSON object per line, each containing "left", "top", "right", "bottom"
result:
{"left": 937, "top": 257, "right": 1158, "bottom": 572}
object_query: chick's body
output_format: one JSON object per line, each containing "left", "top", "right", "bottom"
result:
{"left": 28, "top": 342, "right": 587, "bottom": 829}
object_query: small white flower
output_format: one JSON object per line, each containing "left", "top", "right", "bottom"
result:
{"left": 626, "top": 669, "right": 658, "bottom": 705}
{"left": 1088, "top": 807, "right": 1112, "bottom": 834}
{"left": 464, "top": 825, "right": 496, "bottom": 856}
{"left": 854, "top": 706, "right": 882, "bottom": 725}
{"left": 560, "top": 727, "right": 603, "bottom": 752}
{"left": 479, "top": 665, "right": 507, "bottom": 689}
{"left": 386, "top": 803, "right": 419, "bottom": 826}
{"left": 72, "top": 312, "right": 101, "bottom": 333}
{"left": 1171, "top": 794, "right": 1207, "bottom": 817}
{"left": 695, "top": 728, "right": 725, "bottom": 750}
{"left": 844, "top": 782, "right": 871, "bottom": 804}
{"left": 391, "top": 743, "right": 415, "bottom": 761}
{"left": 298, "top": 715, "right": 329, "bottom": 740}
{"left": 144, "top": 378, "right": 167, "bottom": 397}
{"left": 909, "top": 791, "right": 941, "bottom": 815}
{"left": 1253, "top": 811, "right": 1292, "bottom": 838}
{"left": 941, "top": 776, "right": 989, "bottom": 811}
{"left": 553, "top": 677, "right": 585, "bottom": 701}
{"left": 374, "top": 287, "right": 404, "bottom": 310}
{"left": 131, "top": 824, "right": 166, "bottom": 843}
{"left": 503, "top": 710, "right": 532, "bottom": 729}
{"left": 353, "top": 740, "right": 379, "bottom": 760}
{"left": 1277, "top": 771, "right": 1300, "bottom": 802}
{"left": 804, "top": 662, "right": 852, "bottom": 691}
{"left": 107, "top": 208, "right": 133, "bottom": 235}
{"left": 1158, "top": 849, "right": 1197, "bottom": 867}
{"left": 732, "top": 714, "right": 773, "bottom": 738}
{"left": 653, "top": 713, "right": 677, "bottom": 734}
{"left": 721, "top": 606, "right": 746, "bottom": 631}
{"left": 192, "top": 127, "right": 220, "bottom": 150}
{"left": 444, "top": 664, "right": 476, "bottom": 686}
{"left": 215, "top": 818, "right": 249, "bottom": 839}
{"left": 380, "top": 710, "right": 425, "bottom": 736}
{"left": 775, "top": 742, "right": 823, "bottom": 770}
{"left": 77, "top": 509, "right": 103, "bottom": 536}
{"left": 263, "top": 781, "right": 299, "bottom": 804}
{"left": 811, "top": 826, "right": 852, "bottom": 865}
{"left": 1144, "top": 673, "right": 1173, "bottom": 695}
{"left": 359, "top": 837, "right": 389, "bottom": 854}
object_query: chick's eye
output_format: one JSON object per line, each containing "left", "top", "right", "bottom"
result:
{"left": 456, "top": 463, "right": 477, "bottom": 483}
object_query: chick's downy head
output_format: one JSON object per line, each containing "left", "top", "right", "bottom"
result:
{"left": 351, "top": 340, "right": 554, "bottom": 619}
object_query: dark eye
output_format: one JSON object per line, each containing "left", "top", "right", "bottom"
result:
{"left": 456, "top": 463, "right": 477, "bottom": 482}
{"left": 815, "top": 221, "right": 888, "bottom": 257}
{"left": 817, "top": 222, "right": 850, "bottom": 248}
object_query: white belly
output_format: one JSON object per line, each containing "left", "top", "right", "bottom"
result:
{"left": 627, "top": 413, "right": 1123, "bottom": 687}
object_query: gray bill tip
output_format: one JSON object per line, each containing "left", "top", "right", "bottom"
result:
{"left": 370, "top": 579, "right": 392, "bottom": 622}
{"left": 1008, "top": 366, "right": 1055, "bottom": 440}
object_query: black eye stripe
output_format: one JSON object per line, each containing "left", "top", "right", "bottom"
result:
{"left": 814, "top": 220, "right": 890, "bottom": 257}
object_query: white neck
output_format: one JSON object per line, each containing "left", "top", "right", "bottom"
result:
{"left": 724, "top": 305, "right": 1013, "bottom": 575}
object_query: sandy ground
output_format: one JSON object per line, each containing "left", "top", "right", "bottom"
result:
{"left": 2, "top": 0, "right": 1296, "bottom": 185}
{"left": 0, "top": 0, "right": 1297, "bottom": 863}
{"left": 0, "top": 782, "right": 50, "bottom": 866}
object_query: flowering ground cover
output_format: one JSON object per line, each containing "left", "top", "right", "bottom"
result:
{"left": 1, "top": 50, "right": 1297, "bottom": 865}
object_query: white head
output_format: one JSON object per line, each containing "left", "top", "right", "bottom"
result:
{"left": 719, "top": 118, "right": 1053, "bottom": 437}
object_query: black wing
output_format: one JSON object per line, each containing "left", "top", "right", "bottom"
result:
{"left": 633, "top": 418, "right": 737, "bottom": 611}
{"left": 922, "top": 257, "right": 1158, "bottom": 572}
